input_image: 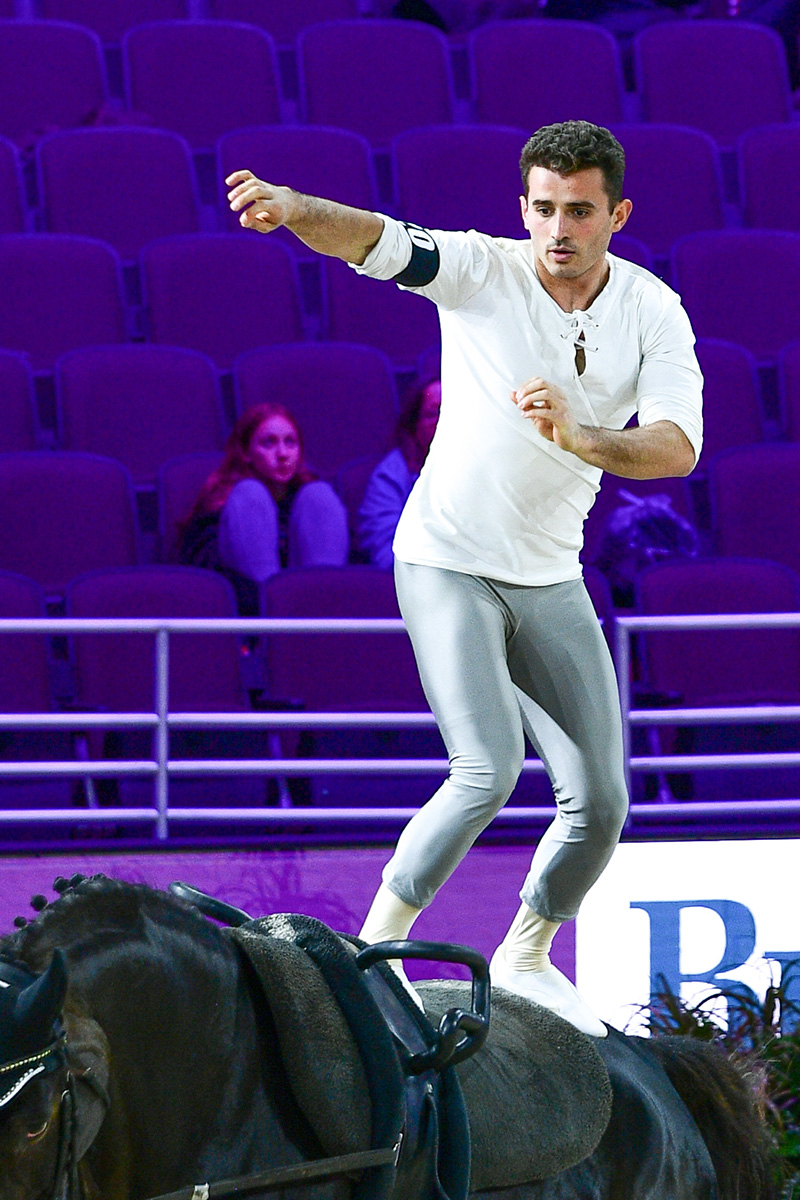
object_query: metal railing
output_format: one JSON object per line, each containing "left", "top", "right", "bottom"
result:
{"left": 0, "top": 613, "right": 799, "bottom": 839}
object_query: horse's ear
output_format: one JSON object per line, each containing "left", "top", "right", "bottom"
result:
{"left": 14, "top": 950, "right": 68, "bottom": 1043}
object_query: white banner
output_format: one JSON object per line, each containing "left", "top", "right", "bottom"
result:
{"left": 575, "top": 839, "right": 800, "bottom": 1033}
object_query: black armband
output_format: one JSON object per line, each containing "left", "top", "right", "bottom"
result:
{"left": 392, "top": 222, "right": 441, "bottom": 287}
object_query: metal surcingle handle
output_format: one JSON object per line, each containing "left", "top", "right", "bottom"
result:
{"left": 355, "top": 940, "right": 490, "bottom": 1073}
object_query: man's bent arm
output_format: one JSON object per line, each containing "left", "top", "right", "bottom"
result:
{"left": 512, "top": 377, "right": 697, "bottom": 478}
{"left": 560, "top": 419, "right": 696, "bottom": 479}
{"left": 226, "top": 170, "right": 383, "bottom": 264}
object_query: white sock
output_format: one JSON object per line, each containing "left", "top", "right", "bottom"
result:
{"left": 359, "top": 883, "right": 422, "bottom": 984}
{"left": 497, "top": 903, "right": 561, "bottom": 973}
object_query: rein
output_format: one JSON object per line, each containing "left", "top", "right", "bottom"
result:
{"left": 144, "top": 1142, "right": 403, "bottom": 1200}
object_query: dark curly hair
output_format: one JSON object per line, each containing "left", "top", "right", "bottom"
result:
{"left": 520, "top": 121, "right": 626, "bottom": 210}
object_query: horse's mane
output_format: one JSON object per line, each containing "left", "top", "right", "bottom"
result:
{"left": 0, "top": 876, "right": 223, "bottom": 972}
{"left": 647, "top": 1035, "right": 779, "bottom": 1200}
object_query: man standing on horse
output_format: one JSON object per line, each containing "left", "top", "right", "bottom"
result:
{"left": 227, "top": 121, "right": 703, "bottom": 1038}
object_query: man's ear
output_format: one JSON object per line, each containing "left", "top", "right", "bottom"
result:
{"left": 612, "top": 198, "right": 633, "bottom": 233}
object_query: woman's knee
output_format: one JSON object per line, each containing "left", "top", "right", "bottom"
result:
{"left": 290, "top": 481, "right": 349, "bottom": 566}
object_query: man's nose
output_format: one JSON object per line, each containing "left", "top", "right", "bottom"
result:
{"left": 551, "top": 210, "right": 567, "bottom": 239}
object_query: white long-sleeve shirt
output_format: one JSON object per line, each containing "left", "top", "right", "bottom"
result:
{"left": 353, "top": 217, "right": 704, "bottom": 587}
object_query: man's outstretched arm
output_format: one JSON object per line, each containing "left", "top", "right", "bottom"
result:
{"left": 226, "top": 170, "right": 384, "bottom": 264}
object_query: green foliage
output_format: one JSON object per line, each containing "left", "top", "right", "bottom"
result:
{"left": 641, "top": 964, "right": 800, "bottom": 1198}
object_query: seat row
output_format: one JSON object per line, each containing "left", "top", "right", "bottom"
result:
{"left": 3, "top": 337, "right": 800, "bottom": 482}
{"left": 0, "top": 444, "right": 798, "bottom": 599}
{"left": 3, "top": 121, "right": 800, "bottom": 258}
{"left": 2, "top": 227, "right": 800, "bottom": 373}
{"left": 0, "top": 18, "right": 795, "bottom": 149}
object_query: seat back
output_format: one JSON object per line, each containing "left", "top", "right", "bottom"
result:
{"left": 710, "top": 444, "right": 800, "bottom": 577}
{"left": 157, "top": 452, "right": 222, "bottom": 562}
{"left": 38, "top": 127, "right": 199, "bottom": 260}
{"left": 324, "top": 258, "right": 440, "bottom": 371}
{"left": 636, "top": 556, "right": 800, "bottom": 706}
{"left": 0, "top": 572, "right": 51, "bottom": 715}
{"left": 40, "top": 1, "right": 188, "bottom": 43}
{"left": 0, "top": 136, "right": 24, "bottom": 234}
{"left": 694, "top": 339, "right": 763, "bottom": 464}
{"left": 634, "top": 20, "right": 792, "bottom": 146}
{"left": 217, "top": 126, "right": 378, "bottom": 245}
{"left": 470, "top": 20, "right": 624, "bottom": 128}
{"left": 610, "top": 124, "right": 724, "bottom": 258}
{"left": 739, "top": 124, "right": 800, "bottom": 232}
{"left": 299, "top": 20, "right": 454, "bottom": 146}
{"left": 57, "top": 344, "right": 225, "bottom": 485}
{"left": 234, "top": 343, "right": 397, "bottom": 478}
{"left": 581, "top": 475, "right": 695, "bottom": 572}
{"left": 67, "top": 565, "right": 245, "bottom": 714}
{"left": 0, "top": 452, "right": 139, "bottom": 593}
{"left": 0, "top": 351, "right": 37, "bottom": 453}
{"left": 0, "top": 20, "right": 107, "bottom": 144}
{"left": 778, "top": 340, "right": 800, "bottom": 442}
{"left": 261, "top": 565, "right": 427, "bottom": 712}
{"left": 672, "top": 230, "right": 800, "bottom": 362}
{"left": 141, "top": 234, "right": 304, "bottom": 368}
{"left": 392, "top": 125, "right": 528, "bottom": 240}
{"left": 0, "top": 235, "right": 125, "bottom": 371}
{"left": 209, "top": 0, "right": 359, "bottom": 44}
{"left": 124, "top": 20, "right": 280, "bottom": 149}
{"left": 608, "top": 234, "right": 653, "bottom": 272}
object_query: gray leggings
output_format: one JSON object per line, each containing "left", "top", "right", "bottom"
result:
{"left": 386, "top": 561, "right": 629, "bottom": 923}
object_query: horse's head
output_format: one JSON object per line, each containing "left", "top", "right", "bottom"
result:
{"left": 0, "top": 952, "right": 71, "bottom": 1200}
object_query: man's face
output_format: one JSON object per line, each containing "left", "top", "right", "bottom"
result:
{"left": 520, "top": 165, "right": 631, "bottom": 288}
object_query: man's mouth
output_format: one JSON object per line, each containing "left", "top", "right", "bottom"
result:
{"left": 548, "top": 246, "right": 575, "bottom": 260}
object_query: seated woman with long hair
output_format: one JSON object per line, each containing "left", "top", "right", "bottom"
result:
{"left": 179, "top": 403, "right": 349, "bottom": 613}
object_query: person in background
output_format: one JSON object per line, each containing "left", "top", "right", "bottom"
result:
{"left": 179, "top": 403, "right": 349, "bottom": 614}
{"left": 358, "top": 376, "right": 441, "bottom": 570}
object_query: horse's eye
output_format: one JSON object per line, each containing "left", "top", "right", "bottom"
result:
{"left": 26, "top": 1121, "right": 49, "bottom": 1142}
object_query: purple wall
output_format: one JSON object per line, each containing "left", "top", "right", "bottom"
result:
{"left": 0, "top": 844, "right": 575, "bottom": 981}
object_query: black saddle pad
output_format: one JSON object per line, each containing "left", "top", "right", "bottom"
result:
{"left": 418, "top": 980, "right": 612, "bottom": 1189}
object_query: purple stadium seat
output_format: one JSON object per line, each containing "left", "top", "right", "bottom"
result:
{"left": 234, "top": 342, "right": 397, "bottom": 478}
{"left": 710, "top": 444, "right": 800, "bottom": 577}
{"left": 67, "top": 566, "right": 245, "bottom": 715}
{"left": 636, "top": 556, "right": 800, "bottom": 707}
{"left": 37, "top": 127, "right": 199, "bottom": 261}
{"left": 0, "top": 572, "right": 50, "bottom": 716}
{"left": 40, "top": 1, "right": 188, "bottom": 43}
{"left": 335, "top": 454, "right": 380, "bottom": 562}
{"left": 261, "top": 565, "right": 427, "bottom": 712}
{"left": 0, "top": 235, "right": 126, "bottom": 372}
{"left": 608, "top": 234, "right": 653, "bottom": 272}
{"left": 0, "top": 20, "right": 107, "bottom": 145}
{"left": 634, "top": 21, "right": 792, "bottom": 147}
{"left": 694, "top": 339, "right": 763, "bottom": 465}
{"left": 671, "top": 231, "right": 800, "bottom": 363}
{"left": 610, "top": 125, "right": 725, "bottom": 259}
{"left": 140, "top": 234, "right": 304, "bottom": 369}
{"left": 739, "top": 124, "right": 800, "bottom": 232}
{"left": 0, "top": 452, "right": 139, "bottom": 593}
{"left": 217, "top": 126, "right": 378, "bottom": 250}
{"left": 123, "top": 21, "right": 280, "bottom": 150}
{"left": 0, "top": 136, "right": 24, "bottom": 234}
{"left": 0, "top": 570, "right": 75, "bottom": 815}
{"left": 470, "top": 21, "right": 625, "bottom": 129}
{"left": 66, "top": 565, "right": 267, "bottom": 810}
{"left": 56, "top": 345, "right": 225, "bottom": 485}
{"left": 299, "top": 20, "right": 454, "bottom": 147}
{"left": 778, "top": 341, "right": 800, "bottom": 442}
{"left": 324, "top": 258, "right": 441, "bottom": 371}
{"left": 581, "top": 475, "right": 695, "bottom": 571}
{"left": 0, "top": 351, "right": 37, "bottom": 452}
{"left": 392, "top": 125, "right": 529, "bottom": 240}
{"left": 209, "top": 0, "right": 359, "bottom": 44}
{"left": 157, "top": 452, "right": 222, "bottom": 561}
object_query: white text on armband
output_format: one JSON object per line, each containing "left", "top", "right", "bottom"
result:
{"left": 392, "top": 223, "right": 441, "bottom": 287}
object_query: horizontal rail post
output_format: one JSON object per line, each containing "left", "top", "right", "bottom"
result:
{"left": 0, "top": 713, "right": 160, "bottom": 729}
{"left": 628, "top": 705, "right": 800, "bottom": 725}
{"left": 631, "top": 752, "right": 800, "bottom": 771}
{"left": 618, "top": 613, "right": 800, "bottom": 631}
{"left": 0, "top": 761, "right": 158, "bottom": 777}
{"left": 0, "top": 617, "right": 410, "bottom": 634}
{"left": 166, "top": 758, "right": 549, "bottom": 776}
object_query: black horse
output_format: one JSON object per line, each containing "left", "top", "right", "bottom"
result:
{"left": 0, "top": 876, "right": 777, "bottom": 1200}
